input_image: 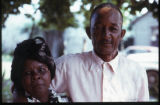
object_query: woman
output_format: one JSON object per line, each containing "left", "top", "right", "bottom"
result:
{"left": 11, "top": 37, "right": 70, "bottom": 103}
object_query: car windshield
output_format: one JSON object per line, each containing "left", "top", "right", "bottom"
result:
{"left": 127, "top": 49, "right": 150, "bottom": 54}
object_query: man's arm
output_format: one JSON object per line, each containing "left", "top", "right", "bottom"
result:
{"left": 50, "top": 65, "right": 67, "bottom": 93}
{"left": 137, "top": 68, "right": 150, "bottom": 101}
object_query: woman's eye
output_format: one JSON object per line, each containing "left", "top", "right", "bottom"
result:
{"left": 24, "top": 71, "right": 31, "bottom": 75}
{"left": 40, "top": 68, "right": 44, "bottom": 72}
{"left": 39, "top": 68, "right": 47, "bottom": 73}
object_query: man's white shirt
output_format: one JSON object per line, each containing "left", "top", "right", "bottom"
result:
{"left": 51, "top": 51, "right": 149, "bottom": 102}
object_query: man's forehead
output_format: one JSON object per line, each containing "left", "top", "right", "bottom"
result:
{"left": 98, "top": 7, "right": 113, "bottom": 14}
{"left": 97, "top": 7, "right": 120, "bottom": 17}
{"left": 91, "top": 6, "right": 122, "bottom": 25}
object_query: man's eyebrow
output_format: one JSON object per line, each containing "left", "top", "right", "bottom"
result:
{"left": 111, "top": 23, "right": 117, "bottom": 26}
{"left": 111, "top": 23, "right": 120, "bottom": 27}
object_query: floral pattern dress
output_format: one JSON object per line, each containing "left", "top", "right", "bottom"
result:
{"left": 27, "top": 86, "right": 71, "bottom": 103}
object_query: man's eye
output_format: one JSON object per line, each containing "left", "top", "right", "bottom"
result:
{"left": 112, "top": 27, "right": 117, "bottom": 30}
{"left": 110, "top": 27, "right": 118, "bottom": 31}
{"left": 94, "top": 25, "right": 102, "bottom": 30}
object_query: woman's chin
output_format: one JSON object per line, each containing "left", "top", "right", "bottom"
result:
{"left": 31, "top": 86, "right": 49, "bottom": 96}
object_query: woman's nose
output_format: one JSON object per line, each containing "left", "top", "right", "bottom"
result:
{"left": 32, "top": 72, "right": 40, "bottom": 81}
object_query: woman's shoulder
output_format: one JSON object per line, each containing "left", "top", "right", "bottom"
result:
{"left": 12, "top": 93, "right": 27, "bottom": 103}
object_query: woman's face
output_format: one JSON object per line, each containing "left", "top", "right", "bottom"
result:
{"left": 22, "top": 59, "right": 51, "bottom": 99}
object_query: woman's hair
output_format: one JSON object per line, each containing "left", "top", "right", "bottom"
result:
{"left": 11, "top": 37, "right": 55, "bottom": 93}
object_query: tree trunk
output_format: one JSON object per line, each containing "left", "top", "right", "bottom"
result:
{"left": 43, "top": 30, "right": 64, "bottom": 59}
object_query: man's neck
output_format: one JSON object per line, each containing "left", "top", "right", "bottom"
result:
{"left": 95, "top": 51, "right": 118, "bottom": 62}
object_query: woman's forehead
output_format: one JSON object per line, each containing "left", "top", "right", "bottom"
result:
{"left": 24, "top": 59, "right": 46, "bottom": 68}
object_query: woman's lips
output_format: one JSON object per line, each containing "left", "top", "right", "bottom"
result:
{"left": 32, "top": 82, "right": 44, "bottom": 88}
{"left": 32, "top": 84, "right": 43, "bottom": 88}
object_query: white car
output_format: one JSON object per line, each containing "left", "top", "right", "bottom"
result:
{"left": 120, "top": 45, "right": 158, "bottom": 98}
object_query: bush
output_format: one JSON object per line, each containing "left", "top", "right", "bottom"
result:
{"left": 2, "top": 72, "right": 13, "bottom": 103}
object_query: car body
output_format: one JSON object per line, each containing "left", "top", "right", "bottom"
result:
{"left": 120, "top": 45, "right": 158, "bottom": 71}
{"left": 120, "top": 45, "right": 158, "bottom": 98}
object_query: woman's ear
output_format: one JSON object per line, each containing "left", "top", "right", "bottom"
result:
{"left": 85, "top": 26, "right": 91, "bottom": 39}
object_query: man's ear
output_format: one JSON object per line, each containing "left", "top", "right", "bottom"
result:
{"left": 85, "top": 26, "right": 91, "bottom": 39}
{"left": 120, "top": 29, "right": 126, "bottom": 39}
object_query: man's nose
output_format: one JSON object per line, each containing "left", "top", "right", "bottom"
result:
{"left": 103, "top": 28, "right": 111, "bottom": 38}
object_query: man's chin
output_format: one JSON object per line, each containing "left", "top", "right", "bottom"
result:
{"left": 95, "top": 47, "right": 113, "bottom": 54}
{"left": 100, "top": 49, "right": 113, "bottom": 55}
{"left": 96, "top": 51, "right": 112, "bottom": 56}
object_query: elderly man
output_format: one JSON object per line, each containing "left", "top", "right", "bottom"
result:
{"left": 51, "top": 3, "right": 149, "bottom": 102}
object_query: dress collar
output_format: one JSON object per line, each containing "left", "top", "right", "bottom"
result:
{"left": 91, "top": 50, "right": 119, "bottom": 73}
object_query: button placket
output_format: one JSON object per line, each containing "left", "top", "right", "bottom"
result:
{"left": 102, "top": 63, "right": 112, "bottom": 101}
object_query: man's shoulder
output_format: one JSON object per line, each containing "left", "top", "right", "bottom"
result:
{"left": 55, "top": 51, "right": 92, "bottom": 65}
{"left": 119, "top": 54, "right": 142, "bottom": 67}
{"left": 119, "top": 54, "right": 146, "bottom": 73}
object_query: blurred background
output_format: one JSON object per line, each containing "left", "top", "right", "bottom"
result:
{"left": 1, "top": 0, "right": 159, "bottom": 102}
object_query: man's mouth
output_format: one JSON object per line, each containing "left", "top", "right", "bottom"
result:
{"left": 103, "top": 42, "right": 112, "bottom": 44}
{"left": 101, "top": 40, "right": 112, "bottom": 45}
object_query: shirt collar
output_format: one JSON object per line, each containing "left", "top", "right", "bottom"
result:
{"left": 91, "top": 51, "right": 105, "bottom": 66}
{"left": 91, "top": 50, "right": 119, "bottom": 73}
{"left": 108, "top": 53, "right": 119, "bottom": 73}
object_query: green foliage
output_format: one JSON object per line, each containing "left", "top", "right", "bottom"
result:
{"left": 79, "top": 0, "right": 159, "bottom": 28}
{"left": 126, "top": 0, "right": 158, "bottom": 18}
{"left": 2, "top": 73, "right": 13, "bottom": 103}
{"left": 2, "top": 0, "right": 31, "bottom": 27}
{"left": 38, "top": 0, "right": 78, "bottom": 30}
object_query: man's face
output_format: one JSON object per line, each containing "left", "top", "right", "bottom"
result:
{"left": 90, "top": 7, "right": 125, "bottom": 57}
